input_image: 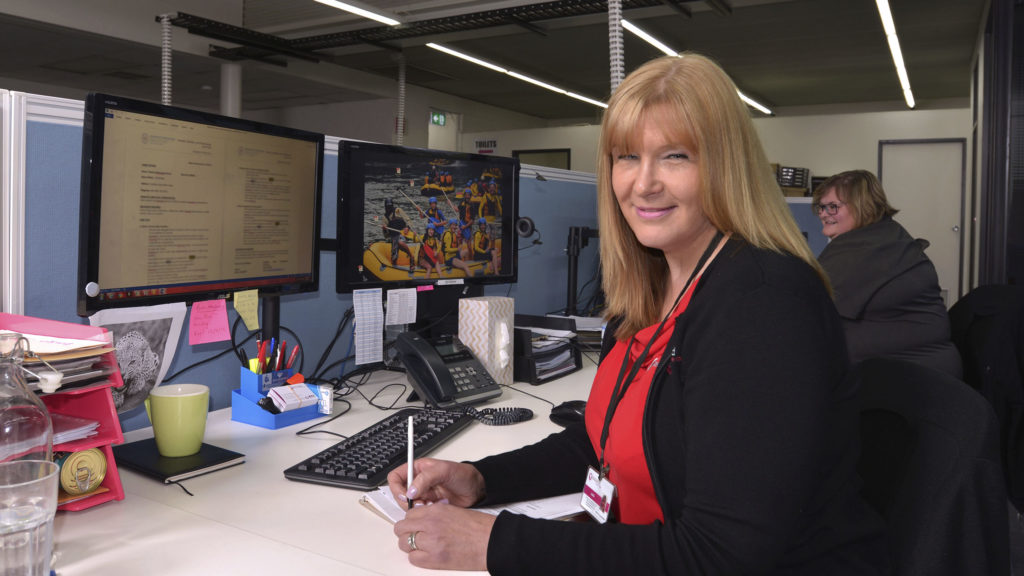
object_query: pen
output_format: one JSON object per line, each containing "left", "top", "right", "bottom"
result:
{"left": 256, "top": 341, "right": 267, "bottom": 374}
{"left": 277, "top": 341, "right": 287, "bottom": 371}
{"left": 407, "top": 415, "right": 414, "bottom": 509}
{"left": 264, "top": 338, "right": 275, "bottom": 373}
{"left": 285, "top": 345, "right": 300, "bottom": 370}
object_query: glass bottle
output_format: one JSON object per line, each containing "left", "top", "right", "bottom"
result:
{"left": 0, "top": 333, "right": 53, "bottom": 463}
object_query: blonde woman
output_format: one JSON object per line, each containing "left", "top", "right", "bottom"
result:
{"left": 387, "top": 54, "right": 887, "bottom": 575}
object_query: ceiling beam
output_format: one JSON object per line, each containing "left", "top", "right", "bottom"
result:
{"left": 510, "top": 16, "right": 548, "bottom": 36}
{"left": 704, "top": 0, "right": 733, "bottom": 17}
{"left": 659, "top": 0, "right": 693, "bottom": 18}
{"left": 165, "top": 12, "right": 322, "bottom": 63}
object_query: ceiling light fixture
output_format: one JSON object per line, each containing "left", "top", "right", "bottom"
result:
{"left": 621, "top": 19, "right": 676, "bottom": 56}
{"left": 737, "top": 90, "right": 772, "bottom": 116}
{"left": 426, "top": 43, "right": 507, "bottom": 74}
{"left": 427, "top": 43, "right": 608, "bottom": 109}
{"left": 314, "top": 0, "right": 401, "bottom": 27}
{"left": 622, "top": 19, "right": 773, "bottom": 115}
{"left": 875, "top": 0, "right": 915, "bottom": 108}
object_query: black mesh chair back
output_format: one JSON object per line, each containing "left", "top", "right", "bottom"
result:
{"left": 854, "top": 357, "right": 1010, "bottom": 576}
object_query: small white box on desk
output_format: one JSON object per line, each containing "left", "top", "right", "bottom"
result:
{"left": 458, "top": 296, "right": 514, "bottom": 385}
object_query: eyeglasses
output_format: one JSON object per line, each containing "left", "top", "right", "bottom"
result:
{"left": 814, "top": 202, "right": 844, "bottom": 216}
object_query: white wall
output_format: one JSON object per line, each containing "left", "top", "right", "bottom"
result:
{"left": 427, "top": 110, "right": 460, "bottom": 151}
{"left": 753, "top": 108, "right": 971, "bottom": 178}
{"left": 461, "top": 124, "right": 601, "bottom": 171}
{"left": 247, "top": 87, "right": 550, "bottom": 149}
{"left": 247, "top": 99, "right": 398, "bottom": 145}
{"left": 461, "top": 107, "right": 971, "bottom": 178}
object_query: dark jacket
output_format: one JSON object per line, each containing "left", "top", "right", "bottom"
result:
{"left": 817, "top": 217, "right": 961, "bottom": 378}
{"left": 949, "top": 284, "right": 1024, "bottom": 513}
{"left": 473, "top": 238, "right": 888, "bottom": 576}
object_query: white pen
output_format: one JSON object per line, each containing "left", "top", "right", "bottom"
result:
{"left": 407, "top": 415, "right": 414, "bottom": 509}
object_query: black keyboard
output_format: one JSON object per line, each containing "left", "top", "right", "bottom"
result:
{"left": 283, "top": 407, "right": 473, "bottom": 490}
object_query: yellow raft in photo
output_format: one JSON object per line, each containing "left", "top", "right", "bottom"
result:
{"left": 420, "top": 181, "right": 455, "bottom": 196}
{"left": 362, "top": 240, "right": 500, "bottom": 281}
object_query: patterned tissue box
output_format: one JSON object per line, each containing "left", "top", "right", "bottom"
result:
{"left": 458, "top": 296, "right": 514, "bottom": 385}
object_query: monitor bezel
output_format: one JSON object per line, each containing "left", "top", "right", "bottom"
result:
{"left": 76, "top": 93, "right": 325, "bottom": 317}
{"left": 335, "top": 139, "right": 520, "bottom": 294}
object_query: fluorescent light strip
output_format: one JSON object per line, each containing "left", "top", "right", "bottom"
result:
{"left": 314, "top": 0, "right": 400, "bottom": 26}
{"left": 507, "top": 71, "right": 566, "bottom": 94}
{"left": 567, "top": 92, "right": 609, "bottom": 108}
{"left": 426, "top": 43, "right": 507, "bottom": 74}
{"left": 622, "top": 19, "right": 677, "bottom": 56}
{"left": 737, "top": 90, "right": 772, "bottom": 115}
{"left": 875, "top": 0, "right": 915, "bottom": 108}
{"left": 427, "top": 43, "right": 608, "bottom": 109}
{"left": 622, "top": 19, "right": 772, "bottom": 115}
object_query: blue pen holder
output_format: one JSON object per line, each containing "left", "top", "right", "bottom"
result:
{"left": 231, "top": 367, "right": 320, "bottom": 429}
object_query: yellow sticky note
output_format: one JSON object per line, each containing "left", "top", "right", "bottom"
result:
{"left": 234, "top": 290, "right": 260, "bottom": 331}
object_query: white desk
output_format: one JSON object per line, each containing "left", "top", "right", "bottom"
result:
{"left": 52, "top": 365, "right": 596, "bottom": 575}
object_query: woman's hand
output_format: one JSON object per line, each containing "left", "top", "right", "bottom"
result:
{"left": 394, "top": 504, "right": 496, "bottom": 571}
{"left": 387, "top": 458, "right": 485, "bottom": 508}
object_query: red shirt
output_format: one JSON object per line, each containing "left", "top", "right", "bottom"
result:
{"left": 584, "top": 280, "right": 699, "bottom": 524}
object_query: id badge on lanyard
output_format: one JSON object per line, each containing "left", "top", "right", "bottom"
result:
{"left": 581, "top": 466, "right": 617, "bottom": 523}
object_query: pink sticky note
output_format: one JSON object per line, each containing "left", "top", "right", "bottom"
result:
{"left": 188, "top": 299, "right": 231, "bottom": 345}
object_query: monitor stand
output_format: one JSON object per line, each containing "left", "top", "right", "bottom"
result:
{"left": 410, "top": 283, "right": 483, "bottom": 340}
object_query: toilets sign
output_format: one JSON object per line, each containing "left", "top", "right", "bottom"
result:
{"left": 475, "top": 139, "right": 497, "bottom": 154}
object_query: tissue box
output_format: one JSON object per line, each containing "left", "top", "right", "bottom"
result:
{"left": 458, "top": 296, "right": 514, "bottom": 385}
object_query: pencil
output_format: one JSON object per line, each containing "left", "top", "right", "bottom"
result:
{"left": 407, "top": 415, "right": 414, "bottom": 509}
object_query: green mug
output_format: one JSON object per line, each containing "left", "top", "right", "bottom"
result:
{"left": 145, "top": 384, "right": 209, "bottom": 457}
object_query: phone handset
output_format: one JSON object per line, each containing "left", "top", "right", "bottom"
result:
{"left": 395, "top": 332, "right": 459, "bottom": 407}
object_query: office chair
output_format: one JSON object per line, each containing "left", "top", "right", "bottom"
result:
{"left": 949, "top": 284, "right": 1024, "bottom": 513}
{"left": 854, "top": 357, "right": 1010, "bottom": 576}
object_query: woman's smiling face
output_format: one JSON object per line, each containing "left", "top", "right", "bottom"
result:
{"left": 610, "top": 107, "right": 714, "bottom": 264}
{"left": 817, "top": 188, "right": 857, "bottom": 239}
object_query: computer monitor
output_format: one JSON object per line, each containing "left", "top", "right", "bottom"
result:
{"left": 336, "top": 140, "right": 519, "bottom": 293}
{"left": 77, "top": 93, "right": 325, "bottom": 340}
{"left": 336, "top": 140, "right": 519, "bottom": 339}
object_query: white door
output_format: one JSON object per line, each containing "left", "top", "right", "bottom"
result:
{"left": 879, "top": 139, "right": 966, "bottom": 306}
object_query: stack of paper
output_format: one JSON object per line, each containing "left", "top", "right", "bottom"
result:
{"left": 0, "top": 329, "right": 113, "bottom": 360}
{"left": 51, "top": 412, "right": 101, "bottom": 444}
{"left": 525, "top": 328, "right": 579, "bottom": 381}
{"left": 1, "top": 329, "right": 117, "bottom": 393}
{"left": 548, "top": 315, "right": 604, "bottom": 352}
{"left": 360, "top": 486, "right": 585, "bottom": 524}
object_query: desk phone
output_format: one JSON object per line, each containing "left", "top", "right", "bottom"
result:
{"left": 395, "top": 332, "right": 502, "bottom": 408}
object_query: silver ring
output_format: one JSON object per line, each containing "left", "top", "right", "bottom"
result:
{"left": 408, "top": 531, "right": 419, "bottom": 551}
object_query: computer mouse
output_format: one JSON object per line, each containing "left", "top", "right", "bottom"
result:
{"left": 550, "top": 400, "right": 587, "bottom": 427}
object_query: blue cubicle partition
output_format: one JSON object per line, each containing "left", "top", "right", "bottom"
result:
{"left": 787, "top": 198, "right": 829, "bottom": 257}
{"left": 499, "top": 172, "right": 601, "bottom": 316}
{"left": 20, "top": 116, "right": 598, "bottom": 431}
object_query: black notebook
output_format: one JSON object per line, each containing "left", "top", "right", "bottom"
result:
{"left": 113, "top": 438, "right": 245, "bottom": 484}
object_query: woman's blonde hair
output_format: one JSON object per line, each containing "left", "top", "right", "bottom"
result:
{"left": 598, "top": 53, "right": 828, "bottom": 340}
{"left": 811, "top": 169, "right": 898, "bottom": 228}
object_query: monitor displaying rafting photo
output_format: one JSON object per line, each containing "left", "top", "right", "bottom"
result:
{"left": 336, "top": 140, "right": 519, "bottom": 293}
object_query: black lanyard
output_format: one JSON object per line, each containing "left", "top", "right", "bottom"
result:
{"left": 597, "top": 231, "right": 724, "bottom": 476}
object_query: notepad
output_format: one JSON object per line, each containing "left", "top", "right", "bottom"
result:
{"left": 360, "top": 486, "right": 585, "bottom": 524}
{"left": 112, "top": 438, "right": 245, "bottom": 484}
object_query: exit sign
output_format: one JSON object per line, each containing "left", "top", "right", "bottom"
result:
{"left": 430, "top": 112, "right": 446, "bottom": 126}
